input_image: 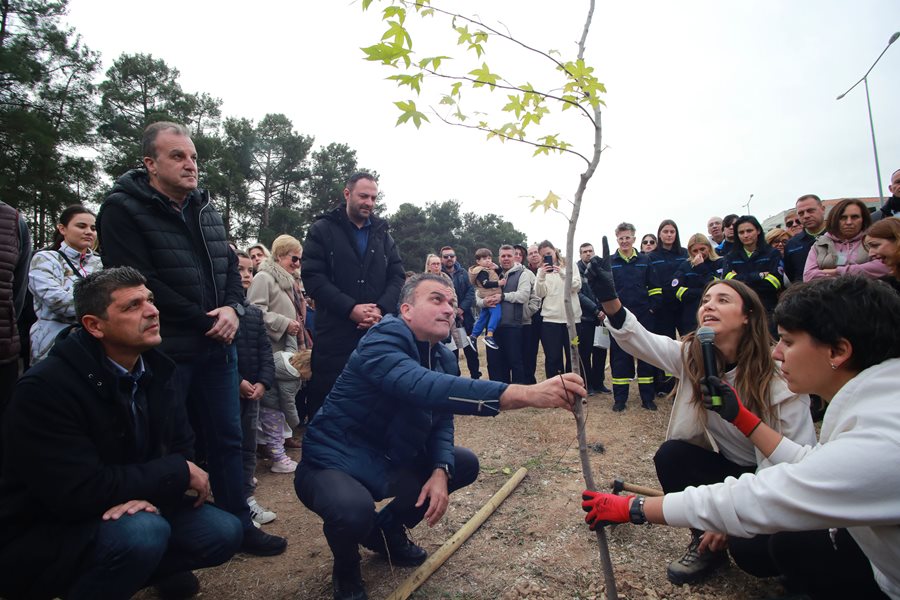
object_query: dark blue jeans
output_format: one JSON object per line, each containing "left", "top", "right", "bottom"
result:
{"left": 295, "top": 447, "right": 479, "bottom": 570}
{"left": 67, "top": 500, "right": 242, "bottom": 600}
{"left": 173, "top": 344, "right": 251, "bottom": 528}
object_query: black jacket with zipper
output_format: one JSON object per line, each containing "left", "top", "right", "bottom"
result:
{"left": 98, "top": 169, "right": 243, "bottom": 360}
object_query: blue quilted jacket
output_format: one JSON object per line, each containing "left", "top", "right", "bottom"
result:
{"left": 301, "top": 315, "right": 508, "bottom": 499}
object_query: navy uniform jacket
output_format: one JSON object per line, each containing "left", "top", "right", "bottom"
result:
{"left": 722, "top": 246, "right": 783, "bottom": 311}
{"left": 611, "top": 249, "right": 658, "bottom": 323}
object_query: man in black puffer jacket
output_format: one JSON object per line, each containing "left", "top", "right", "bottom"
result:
{"left": 97, "top": 121, "right": 286, "bottom": 556}
{"left": 301, "top": 172, "right": 406, "bottom": 421}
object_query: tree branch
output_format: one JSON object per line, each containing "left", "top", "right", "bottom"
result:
{"left": 432, "top": 110, "right": 591, "bottom": 165}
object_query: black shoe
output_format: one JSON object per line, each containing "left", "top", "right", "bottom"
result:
{"left": 642, "top": 400, "right": 658, "bottom": 411}
{"left": 612, "top": 402, "right": 626, "bottom": 412}
{"left": 362, "top": 526, "right": 428, "bottom": 567}
{"left": 597, "top": 385, "right": 611, "bottom": 394}
{"left": 153, "top": 571, "right": 200, "bottom": 600}
{"left": 333, "top": 565, "right": 368, "bottom": 600}
{"left": 241, "top": 526, "right": 287, "bottom": 556}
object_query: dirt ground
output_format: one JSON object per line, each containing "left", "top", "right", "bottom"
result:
{"left": 148, "top": 350, "right": 788, "bottom": 600}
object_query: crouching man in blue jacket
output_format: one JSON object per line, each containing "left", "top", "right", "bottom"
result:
{"left": 296, "top": 273, "right": 584, "bottom": 600}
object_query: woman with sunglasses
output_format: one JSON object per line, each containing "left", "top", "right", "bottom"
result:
{"left": 580, "top": 276, "right": 900, "bottom": 600}
{"left": 804, "top": 198, "right": 888, "bottom": 282}
{"left": 765, "top": 228, "right": 791, "bottom": 257}
{"left": 639, "top": 233, "right": 657, "bottom": 254}
{"left": 247, "top": 235, "right": 311, "bottom": 474}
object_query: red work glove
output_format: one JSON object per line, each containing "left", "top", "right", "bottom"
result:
{"left": 703, "top": 375, "right": 762, "bottom": 437}
{"left": 581, "top": 491, "right": 632, "bottom": 530}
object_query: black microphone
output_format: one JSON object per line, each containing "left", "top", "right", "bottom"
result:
{"left": 696, "top": 326, "right": 722, "bottom": 406}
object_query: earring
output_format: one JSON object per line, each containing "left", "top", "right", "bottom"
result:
{"left": 830, "top": 363, "right": 837, "bottom": 370}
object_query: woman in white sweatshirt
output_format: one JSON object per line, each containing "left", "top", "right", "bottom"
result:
{"left": 582, "top": 275, "right": 900, "bottom": 600}
{"left": 533, "top": 240, "right": 581, "bottom": 380}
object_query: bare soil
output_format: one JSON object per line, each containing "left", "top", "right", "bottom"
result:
{"left": 143, "top": 350, "right": 787, "bottom": 600}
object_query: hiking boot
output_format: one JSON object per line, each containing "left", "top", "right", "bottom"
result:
{"left": 332, "top": 564, "right": 368, "bottom": 600}
{"left": 362, "top": 524, "right": 428, "bottom": 567}
{"left": 483, "top": 336, "right": 499, "bottom": 350}
{"left": 666, "top": 533, "right": 727, "bottom": 585}
{"left": 642, "top": 399, "right": 658, "bottom": 411}
{"left": 270, "top": 455, "right": 297, "bottom": 474}
{"left": 247, "top": 496, "right": 276, "bottom": 525}
{"left": 612, "top": 402, "right": 626, "bottom": 412}
{"left": 241, "top": 526, "right": 287, "bottom": 556}
{"left": 153, "top": 571, "right": 199, "bottom": 600}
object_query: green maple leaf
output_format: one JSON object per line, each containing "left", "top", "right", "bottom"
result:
{"left": 469, "top": 63, "right": 499, "bottom": 88}
{"left": 394, "top": 99, "right": 430, "bottom": 128}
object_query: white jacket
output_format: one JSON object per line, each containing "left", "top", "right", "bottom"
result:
{"left": 664, "top": 358, "right": 900, "bottom": 599}
{"left": 605, "top": 309, "right": 816, "bottom": 468}
{"left": 534, "top": 266, "right": 582, "bottom": 323}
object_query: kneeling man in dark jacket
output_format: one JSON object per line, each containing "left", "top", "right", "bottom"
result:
{"left": 296, "top": 273, "right": 585, "bottom": 600}
{"left": 0, "top": 267, "right": 242, "bottom": 600}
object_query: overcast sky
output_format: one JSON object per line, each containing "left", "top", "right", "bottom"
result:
{"left": 65, "top": 1, "right": 899, "bottom": 252}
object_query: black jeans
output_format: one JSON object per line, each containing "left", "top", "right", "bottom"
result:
{"left": 486, "top": 325, "right": 525, "bottom": 384}
{"left": 295, "top": 447, "right": 479, "bottom": 569}
{"left": 540, "top": 322, "right": 572, "bottom": 380}
{"left": 576, "top": 321, "right": 607, "bottom": 391}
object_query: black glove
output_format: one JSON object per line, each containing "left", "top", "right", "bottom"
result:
{"left": 584, "top": 236, "right": 618, "bottom": 303}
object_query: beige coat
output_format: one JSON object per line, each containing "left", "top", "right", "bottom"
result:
{"left": 247, "top": 257, "right": 302, "bottom": 352}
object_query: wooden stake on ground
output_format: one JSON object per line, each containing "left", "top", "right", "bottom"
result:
{"left": 386, "top": 467, "right": 529, "bottom": 600}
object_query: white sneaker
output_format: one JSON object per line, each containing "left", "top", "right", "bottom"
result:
{"left": 270, "top": 455, "right": 298, "bottom": 474}
{"left": 248, "top": 496, "right": 276, "bottom": 525}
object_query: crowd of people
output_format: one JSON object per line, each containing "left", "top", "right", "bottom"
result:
{"left": 0, "top": 120, "right": 899, "bottom": 600}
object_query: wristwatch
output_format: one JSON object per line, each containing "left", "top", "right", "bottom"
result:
{"left": 629, "top": 496, "right": 647, "bottom": 525}
{"left": 434, "top": 463, "right": 452, "bottom": 480}
{"left": 227, "top": 302, "right": 245, "bottom": 317}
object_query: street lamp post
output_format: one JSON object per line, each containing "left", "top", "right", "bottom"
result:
{"left": 836, "top": 32, "right": 899, "bottom": 206}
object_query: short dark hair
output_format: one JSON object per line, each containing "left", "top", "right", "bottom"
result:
{"left": 142, "top": 121, "right": 191, "bottom": 160}
{"left": 74, "top": 267, "right": 147, "bottom": 321}
{"left": 579, "top": 242, "right": 593, "bottom": 251}
{"left": 440, "top": 245, "right": 454, "bottom": 254}
{"left": 615, "top": 222, "right": 635, "bottom": 235}
{"left": 346, "top": 172, "right": 377, "bottom": 192}
{"left": 474, "top": 248, "right": 493, "bottom": 260}
{"left": 399, "top": 273, "right": 451, "bottom": 305}
{"left": 722, "top": 214, "right": 739, "bottom": 228}
{"left": 499, "top": 244, "right": 515, "bottom": 252}
{"left": 775, "top": 276, "right": 900, "bottom": 372}
{"left": 796, "top": 194, "right": 822, "bottom": 206}
{"left": 825, "top": 198, "right": 872, "bottom": 238}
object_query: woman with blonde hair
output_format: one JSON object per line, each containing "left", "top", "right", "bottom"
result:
{"left": 765, "top": 228, "right": 791, "bottom": 257}
{"left": 671, "top": 233, "right": 723, "bottom": 332}
{"left": 865, "top": 216, "right": 900, "bottom": 292}
{"left": 247, "top": 234, "right": 311, "bottom": 474}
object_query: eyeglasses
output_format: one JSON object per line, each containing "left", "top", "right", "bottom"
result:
{"left": 785, "top": 220, "right": 798, "bottom": 227}
{"left": 641, "top": 240, "right": 654, "bottom": 245}
{"left": 290, "top": 255, "right": 301, "bottom": 264}
{"left": 442, "top": 254, "right": 455, "bottom": 259}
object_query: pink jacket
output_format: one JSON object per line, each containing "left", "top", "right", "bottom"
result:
{"left": 803, "top": 231, "right": 889, "bottom": 281}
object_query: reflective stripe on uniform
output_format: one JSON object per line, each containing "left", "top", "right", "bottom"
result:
{"left": 764, "top": 273, "right": 782, "bottom": 290}
{"left": 724, "top": 271, "right": 737, "bottom": 280}
{"left": 675, "top": 286, "right": 688, "bottom": 301}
